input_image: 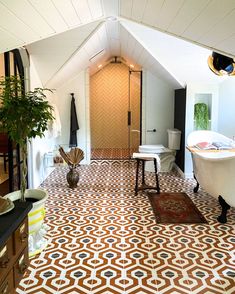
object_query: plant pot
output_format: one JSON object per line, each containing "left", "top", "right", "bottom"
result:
{"left": 66, "top": 168, "right": 79, "bottom": 189}
{"left": 4, "top": 189, "right": 48, "bottom": 257}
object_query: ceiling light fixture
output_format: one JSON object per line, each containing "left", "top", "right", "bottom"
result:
{"left": 130, "top": 64, "right": 134, "bottom": 68}
{"left": 208, "top": 52, "right": 235, "bottom": 76}
{"left": 89, "top": 49, "right": 105, "bottom": 63}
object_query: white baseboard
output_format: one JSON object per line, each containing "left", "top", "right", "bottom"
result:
{"left": 173, "top": 163, "right": 185, "bottom": 178}
{"left": 184, "top": 172, "right": 194, "bottom": 179}
{"left": 173, "top": 164, "right": 193, "bottom": 179}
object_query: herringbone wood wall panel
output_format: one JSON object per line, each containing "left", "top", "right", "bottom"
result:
{"left": 90, "top": 63, "right": 140, "bottom": 149}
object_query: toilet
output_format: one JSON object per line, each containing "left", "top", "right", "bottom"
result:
{"left": 139, "top": 129, "right": 181, "bottom": 172}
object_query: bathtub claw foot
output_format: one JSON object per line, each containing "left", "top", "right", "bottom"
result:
{"left": 193, "top": 175, "right": 199, "bottom": 193}
{"left": 217, "top": 195, "right": 231, "bottom": 223}
{"left": 193, "top": 184, "right": 199, "bottom": 193}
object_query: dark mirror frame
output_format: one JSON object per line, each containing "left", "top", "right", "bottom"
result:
{"left": 1, "top": 49, "right": 26, "bottom": 195}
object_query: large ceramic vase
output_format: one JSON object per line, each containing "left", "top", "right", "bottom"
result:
{"left": 4, "top": 189, "right": 48, "bottom": 257}
{"left": 66, "top": 167, "right": 79, "bottom": 189}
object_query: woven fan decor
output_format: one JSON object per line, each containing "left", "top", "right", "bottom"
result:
{"left": 59, "top": 147, "right": 84, "bottom": 168}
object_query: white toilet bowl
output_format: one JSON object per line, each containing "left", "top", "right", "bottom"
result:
{"left": 139, "top": 129, "right": 181, "bottom": 172}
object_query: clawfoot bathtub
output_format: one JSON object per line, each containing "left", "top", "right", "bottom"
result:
{"left": 187, "top": 130, "right": 235, "bottom": 223}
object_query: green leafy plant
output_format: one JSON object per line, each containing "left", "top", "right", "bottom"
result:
{"left": 194, "top": 103, "right": 209, "bottom": 130}
{"left": 0, "top": 75, "right": 54, "bottom": 201}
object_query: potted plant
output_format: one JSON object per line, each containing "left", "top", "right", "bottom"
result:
{"left": 194, "top": 103, "right": 209, "bottom": 130}
{"left": 0, "top": 75, "right": 54, "bottom": 256}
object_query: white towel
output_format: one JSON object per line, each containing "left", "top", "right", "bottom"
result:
{"left": 47, "top": 103, "right": 62, "bottom": 138}
{"left": 132, "top": 152, "right": 161, "bottom": 172}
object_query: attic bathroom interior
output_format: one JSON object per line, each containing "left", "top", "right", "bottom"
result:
{"left": 0, "top": 1, "right": 235, "bottom": 293}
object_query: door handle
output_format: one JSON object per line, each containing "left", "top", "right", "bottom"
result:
{"left": 147, "top": 129, "right": 156, "bottom": 132}
{"left": 127, "top": 111, "right": 131, "bottom": 126}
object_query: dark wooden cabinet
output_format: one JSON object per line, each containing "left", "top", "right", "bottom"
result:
{"left": 0, "top": 201, "right": 32, "bottom": 293}
{"left": 0, "top": 270, "right": 14, "bottom": 294}
{"left": 13, "top": 218, "right": 28, "bottom": 255}
{"left": 0, "top": 217, "right": 29, "bottom": 293}
{"left": 0, "top": 237, "right": 13, "bottom": 278}
{"left": 13, "top": 245, "right": 29, "bottom": 289}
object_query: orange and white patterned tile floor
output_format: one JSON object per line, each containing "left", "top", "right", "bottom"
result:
{"left": 17, "top": 160, "right": 235, "bottom": 293}
{"left": 91, "top": 148, "right": 138, "bottom": 160}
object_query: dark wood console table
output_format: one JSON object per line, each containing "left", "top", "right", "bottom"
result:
{"left": 0, "top": 201, "right": 32, "bottom": 293}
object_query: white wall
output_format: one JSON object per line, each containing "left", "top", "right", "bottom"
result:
{"left": 28, "top": 58, "right": 58, "bottom": 188}
{"left": 218, "top": 78, "right": 235, "bottom": 139}
{"left": 142, "top": 70, "right": 174, "bottom": 146}
{"left": 29, "top": 59, "right": 90, "bottom": 188}
{"left": 184, "top": 83, "right": 219, "bottom": 178}
{"left": 56, "top": 70, "right": 90, "bottom": 163}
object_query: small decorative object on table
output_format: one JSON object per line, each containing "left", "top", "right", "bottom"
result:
{"left": 59, "top": 147, "right": 84, "bottom": 189}
{"left": 0, "top": 196, "right": 14, "bottom": 215}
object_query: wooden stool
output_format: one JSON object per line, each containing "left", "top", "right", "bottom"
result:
{"left": 133, "top": 154, "right": 160, "bottom": 195}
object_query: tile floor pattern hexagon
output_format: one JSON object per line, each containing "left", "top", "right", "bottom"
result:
{"left": 91, "top": 148, "right": 138, "bottom": 160}
{"left": 16, "top": 160, "right": 235, "bottom": 293}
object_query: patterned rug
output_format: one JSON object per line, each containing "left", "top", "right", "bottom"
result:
{"left": 148, "top": 192, "right": 208, "bottom": 224}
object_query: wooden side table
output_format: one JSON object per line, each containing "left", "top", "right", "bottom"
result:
{"left": 133, "top": 155, "right": 160, "bottom": 195}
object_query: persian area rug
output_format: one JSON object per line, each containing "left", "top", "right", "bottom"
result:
{"left": 148, "top": 192, "right": 208, "bottom": 224}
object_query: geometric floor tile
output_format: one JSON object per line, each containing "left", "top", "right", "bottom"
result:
{"left": 16, "top": 160, "right": 235, "bottom": 294}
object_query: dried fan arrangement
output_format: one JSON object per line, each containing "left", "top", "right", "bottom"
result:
{"left": 59, "top": 147, "right": 84, "bottom": 189}
{"left": 59, "top": 147, "right": 84, "bottom": 168}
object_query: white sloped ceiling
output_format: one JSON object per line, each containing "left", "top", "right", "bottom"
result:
{"left": 41, "top": 19, "right": 182, "bottom": 89}
{"left": 1, "top": 0, "right": 235, "bottom": 59}
{"left": 27, "top": 20, "right": 103, "bottom": 86}
{"left": 1, "top": 0, "right": 234, "bottom": 88}
{"left": 0, "top": 0, "right": 104, "bottom": 53}
{"left": 120, "top": 19, "right": 224, "bottom": 86}
{"left": 119, "top": 22, "right": 182, "bottom": 88}
{"left": 32, "top": 17, "right": 222, "bottom": 89}
{"left": 120, "top": 0, "right": 235, "bottom": 58}
{"left": 45, "top": 20, "right": 120, "bottom": 88}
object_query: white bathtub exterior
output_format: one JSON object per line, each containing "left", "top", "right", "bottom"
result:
{"left": 187, "top": 130, "right": 235, "bottom": 208}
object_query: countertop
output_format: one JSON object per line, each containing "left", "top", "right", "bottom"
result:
{"left": 0, "top": 200, "right": 32, "bottom": 248}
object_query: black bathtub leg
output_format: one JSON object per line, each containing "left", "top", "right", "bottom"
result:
{"left": 217, "top": 195, "right": 231, "bottom": 223}
{"left": 193, "top": 175, "right": 200, "bottom": 193}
